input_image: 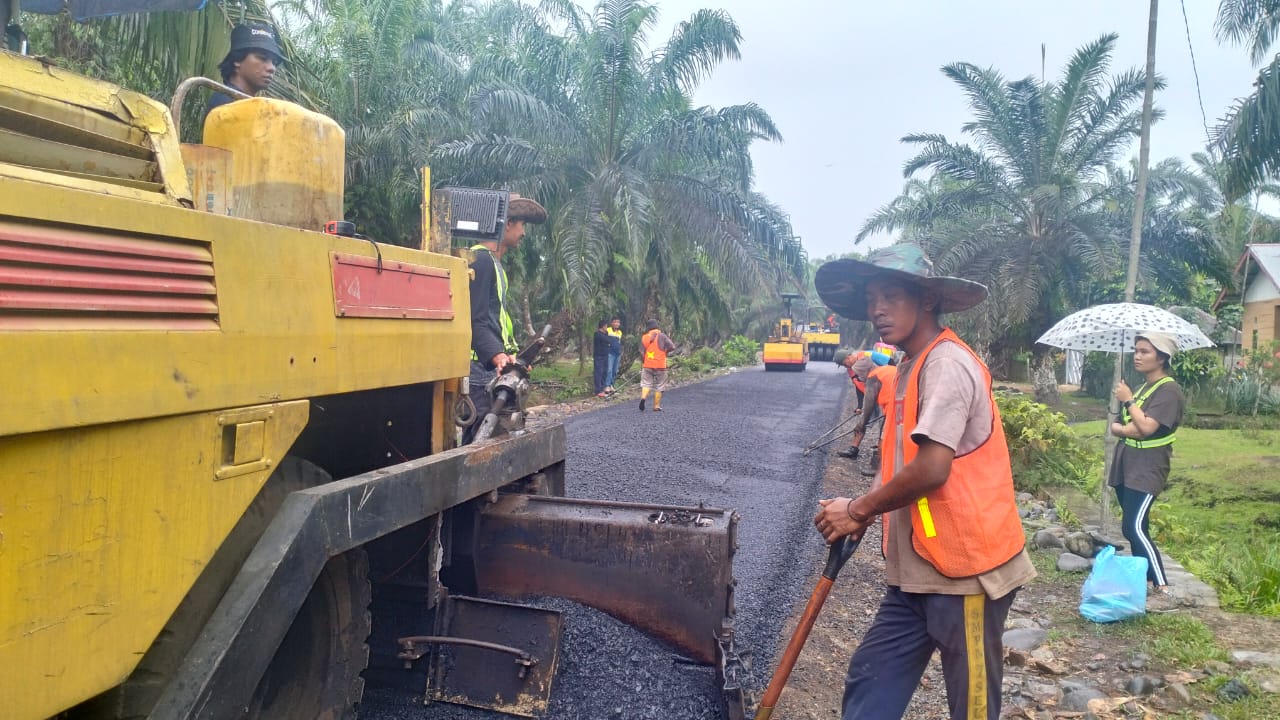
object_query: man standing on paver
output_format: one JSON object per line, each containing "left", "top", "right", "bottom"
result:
{"left": 465, "top": 193, "right": 547, "bottom": 443}
{"left": 811, "top": 244, "right": 1036, "bottom": 720}
{"left": 638, "top": 319, "right": 676, "bottom": 412}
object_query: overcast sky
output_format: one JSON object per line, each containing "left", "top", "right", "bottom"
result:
{"left": 638, "top": 1, "right": 1263, "bottom": 261}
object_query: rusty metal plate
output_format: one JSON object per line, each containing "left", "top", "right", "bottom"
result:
{"left": 428, "top": 595, "right": 562, "bottom": 717}
{"left": 474, "top": 495, "right": 738, "bottom": 664}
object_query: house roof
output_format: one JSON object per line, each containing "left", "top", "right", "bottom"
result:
{"left": 1213, "top": 243, "right": 1280, "bottom": 311}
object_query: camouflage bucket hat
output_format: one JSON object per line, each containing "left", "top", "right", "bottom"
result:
{"left": 814, "top": 244, "right": 988, "bottom": 322}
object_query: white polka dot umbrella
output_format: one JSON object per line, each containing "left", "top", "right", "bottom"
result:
{"left": 1036, "top": 303, "right": 1215, "bottom": 353}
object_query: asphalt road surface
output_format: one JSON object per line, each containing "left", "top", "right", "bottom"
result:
{"left": 363, "top": 361, "right": 851, "bottom": 719}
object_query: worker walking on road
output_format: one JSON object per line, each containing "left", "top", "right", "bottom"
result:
{"left": 638, "top": 319, "right": 676, "bottom": 412}
{"left": 812, "top": 244, "right": 1036, "bottom": 720}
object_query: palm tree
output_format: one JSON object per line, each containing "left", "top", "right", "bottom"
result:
{"left": 434, "top": 0, "right": 804, "bottom": 347}
{"left": 858, "top": 34, "right": 1158, "bottom": 402}
{"left": 1214, "top": 0, "right": 1280, "bottom": 197}
{"left": 276, "top": 0, "right": 468, "bottom": 245}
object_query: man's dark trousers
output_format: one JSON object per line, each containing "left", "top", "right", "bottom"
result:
{"left": 593, "top": 355, "right": 609, "bottom": 394}
{"left": 842, "top": 585, "right": 1017, "bottom": 720}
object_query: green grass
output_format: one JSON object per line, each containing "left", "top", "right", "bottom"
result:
{"left": 528, "top": 359, "right": 595, "bottom": 404}
{"left": 1069, "top": 421, "right": 1280, "bottom": 615}
{"left": 1089, "top": 613, "right": 1228, "bottom": 666}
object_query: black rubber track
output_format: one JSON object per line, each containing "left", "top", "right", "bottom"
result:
{"left": 362, "top": 364, "right": 850, "bottom": 719}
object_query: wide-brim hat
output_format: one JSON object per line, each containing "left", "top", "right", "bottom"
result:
{"left": 815, "top": 244, "right": 988, "bottom": 322}
{"left": 508, "top": 194, "right": 547, "bottom": 224}
{"left": 228, "top": 23, "right": 284, "bottom": 63}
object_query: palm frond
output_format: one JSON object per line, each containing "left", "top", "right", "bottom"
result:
{"left": 1215, "top": 0, "right": 1280, "bottom": 64}
{"left": 651, "top": 8, "right": 741, "bottom": 93}
{"left": 1213, "top": 52, "right": 1280, "bottom": 199}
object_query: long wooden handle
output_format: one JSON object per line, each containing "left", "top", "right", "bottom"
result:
{"left": 756, "top": 537, "right": 859, "bottom": 718}
{"left": 755, "top": 576, "right": 835, "bottom": 719}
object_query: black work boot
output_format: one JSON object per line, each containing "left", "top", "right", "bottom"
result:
{"left": 836, "top": 446, "right": 859, "bottom": 459}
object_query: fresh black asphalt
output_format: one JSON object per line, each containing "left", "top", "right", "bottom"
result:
{"left": 363, "top": 362, "right": 851, "bottom": 719}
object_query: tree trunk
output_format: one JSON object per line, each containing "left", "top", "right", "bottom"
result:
{"left": 521, "top": 287, "right": 535, "bottom": 338}
{"left": 1031, "top": 350, "right": 1060, "bottom": 405}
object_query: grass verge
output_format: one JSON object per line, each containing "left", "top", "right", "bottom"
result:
{"left": 1070, "top": 421, "right": 1280, "bottom": 616}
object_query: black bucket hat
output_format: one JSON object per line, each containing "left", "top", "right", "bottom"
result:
{"left": 815, "top": 244, "right": 987, "bottom": 321}
{"left": 228, "top": 23, "right": 284, "bottom": 63}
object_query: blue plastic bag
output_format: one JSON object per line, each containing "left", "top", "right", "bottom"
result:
{"left": 1079, "top": 545, "right": 1148, "bottom": 623}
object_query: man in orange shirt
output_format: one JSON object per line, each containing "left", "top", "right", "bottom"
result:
{"left": 638, "top": 319, "right": 676, "bottom": 412}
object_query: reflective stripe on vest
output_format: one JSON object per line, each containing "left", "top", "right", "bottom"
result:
{"left": 470, "top": 245, "right": 517, "bottom": 361}
{"left": 1122, "top": 376, "right": 1176, "bottom": 449}
{"left": 880, "top": 329, "right": 1025, "bottom": 578}
{"left": 642, "top": 329, "right": 668, "bottom": 369}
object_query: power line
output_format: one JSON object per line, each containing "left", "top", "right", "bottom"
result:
{"left": 1180, "top": 0, "right": 1215, "bottom": 152}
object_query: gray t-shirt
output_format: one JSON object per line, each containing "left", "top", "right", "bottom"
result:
{"left": 883, "top": 340, "right": 1037, "bottom": 598}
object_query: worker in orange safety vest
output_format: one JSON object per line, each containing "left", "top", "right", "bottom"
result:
{"left": 812, "top": 244, "right": 1036, "bottom": 720}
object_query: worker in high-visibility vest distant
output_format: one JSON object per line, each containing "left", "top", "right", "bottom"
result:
{"left": 465, "top": 193, "right": 547, "bottom": 443}
{"left": 638, "top": 319, "right": 676, "bottom": 412}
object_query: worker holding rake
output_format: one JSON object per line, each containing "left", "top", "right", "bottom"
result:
{"left": 807, "top": 244, "right": 1036, "bottom": 720}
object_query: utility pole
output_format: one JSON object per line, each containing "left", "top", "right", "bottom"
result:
{"left": 1102, "top": 0, "right": 1159, "bottom": 533}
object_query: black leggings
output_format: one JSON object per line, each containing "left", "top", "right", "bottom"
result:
{"left": 1114, "top": 485, "right": 1168, "bottom": 586}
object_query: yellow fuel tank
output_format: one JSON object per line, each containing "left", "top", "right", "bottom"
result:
{"left": 202, "top": 97, "right": 345, "bottom": 231}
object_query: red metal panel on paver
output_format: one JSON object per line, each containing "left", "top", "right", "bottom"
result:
{"left": 0, "top": 243, "right": 214, "bottom": 276}
{"left": 0, "top": 266, "right": 215, "bottom": 295}
{"left": 0, "top": 220, "right": 218, "bottom": 330}
{"left": 0, "top": 220, "right": 212, "bottom": 261}
{"left": 331, "top": 252, "right": 453, "bottom": 320}
{"left": 0, "top": 288, "right": 217, "bottom": 314}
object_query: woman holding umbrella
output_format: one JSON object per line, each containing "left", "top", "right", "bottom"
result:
{"left": 1109, "top": 332, "right": 1185, "bottom": 599}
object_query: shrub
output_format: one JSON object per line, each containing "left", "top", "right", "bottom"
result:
{"left": 1223, "top": 374, "right": 1280, "bottom": 417}
{"left": 997, "top": 392, "right": 1101, "bottom": 496}
{"left": 1080, "top": 352, "right": 1117, "bottom": 399}
{"left": 1179, "top": 532, "right": 1280, "bottom": 616}
{"left": 1224, "top": 340, "right": 1280, "bottom": 417}
{"left": 1170, "top": 348, "right": 1225, "bottom": 391}
{"left": 722, "top": 335, "right": 758, "bottom": 367}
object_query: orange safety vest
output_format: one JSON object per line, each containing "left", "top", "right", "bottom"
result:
{"left": 868, "top": 364, "right": 895, "bottom": 415}
{"left": 642, "top": 329, "right": 668, "bottom": 369}
{"left": 880, "top": 329, "right": 1024, "bottom": 578}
